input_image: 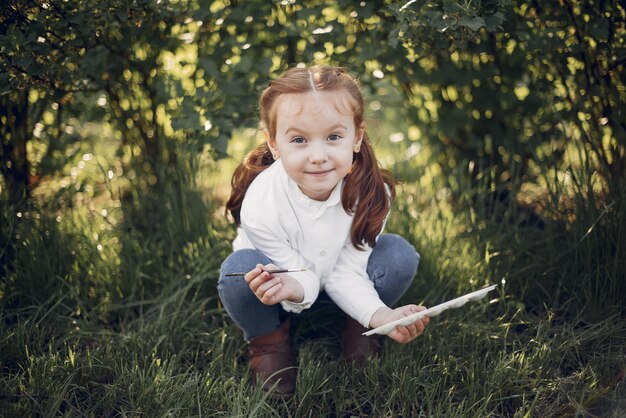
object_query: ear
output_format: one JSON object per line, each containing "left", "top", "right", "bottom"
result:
{"left": 353, "top": 125, "right": 364, "bottom": 153}
{"left": 264, "top": 128, "right": 279, "bottom": 159}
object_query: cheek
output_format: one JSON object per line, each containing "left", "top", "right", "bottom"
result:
{"left": 280, "top": 148, "right": 307, "bottom": 163}
{"left": 337, "top": 148, "right": 356, "bottom": 167}
{"left": 279, "top": 157, "right": 303, "bottom": 176}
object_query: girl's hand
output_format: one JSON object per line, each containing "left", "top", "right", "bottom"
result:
{"left": 369, "top": 305, "right": 430, "bottom": 344}
{"left": 244, "top": 263, "right": 305, "bottom": 306}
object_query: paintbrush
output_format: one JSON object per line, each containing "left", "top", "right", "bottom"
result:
{"left": 224, "top": 268, "right": 307, "bottom": 277}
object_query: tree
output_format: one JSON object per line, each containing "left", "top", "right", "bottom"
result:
{"left": 389, "top": 0, "right": 626, "bottom": 201}
{"left": 3, "top": 0, "right": 623, "bottom": 211}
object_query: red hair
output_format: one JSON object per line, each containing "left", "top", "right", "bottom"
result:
{"left": 226, "top": 65, "right": 396, "bottom": 249}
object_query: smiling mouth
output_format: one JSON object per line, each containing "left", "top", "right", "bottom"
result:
{"left": 306, "top": 169, "right": 333, "bottom": 176}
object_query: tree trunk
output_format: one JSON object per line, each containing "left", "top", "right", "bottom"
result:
{"left": 1, "top": 91, "right": 31, "bottom": 207}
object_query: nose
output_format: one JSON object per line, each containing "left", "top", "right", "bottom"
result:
{"left": 308, "top": 141, "right": 328, "bottom": 163}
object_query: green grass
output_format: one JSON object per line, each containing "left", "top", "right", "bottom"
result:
{"left": 1, "top": 127, "right": 625, "bottom": 416}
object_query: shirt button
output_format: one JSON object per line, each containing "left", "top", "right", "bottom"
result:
{"left": 320, "top": 250, "right": 327, "bottom": 256}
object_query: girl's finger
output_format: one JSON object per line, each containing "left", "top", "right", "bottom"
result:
{"left": 257, "top": 277, "right": 281, "bottom": 294}
{"left": 406, "top": 323, "right": 419, "bottom": 338}
{"left": 252, "top": 274, "right": 269, "bottom": 295}
{"left": 394, "top": 326, "right": 410, "bottom": 343}
{"left": 252, "top": 274, "right": 267, "bottom": 291}
{"left": 412, "top": 318, "right": 422, "bottom": 332}
{"left": 416, "top": 319, "right": 426, "bottom": 335}
{"left": 244, "top": 266, "right": 263, "bottom": 284}
{"left": 262, "top": 282, "right": 283, "bottom": 304}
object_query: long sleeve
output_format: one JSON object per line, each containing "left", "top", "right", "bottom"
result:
{"left": 240, "top": 201, "right": 320, "bottom": 312}
{"left": 323, "top": 237, "right": 386, "bottom": 328}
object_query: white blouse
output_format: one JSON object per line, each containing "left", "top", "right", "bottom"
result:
{"left": 232, "top": 161, "right": 386, "bottom": 328}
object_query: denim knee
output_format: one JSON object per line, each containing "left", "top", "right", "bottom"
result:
{"left": 218, "top": 249, "right": 268, "bottom": 295}
{"left": 382, "top": 233, "right": 420, "bottom": 279}
{"left": 217, "top": 249, "right": 282, "bottom": 340}
{"left": 368, "top": 234, "right": 420, "bottom": 306}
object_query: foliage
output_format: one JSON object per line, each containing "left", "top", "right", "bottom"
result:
{"left": 389, "top": 0, "right": 626, "bottom": 200}
{"left": 1, "top": 0, "right": 182, "bottom": 205}
{"left": 2, "top": 0, "right": 625, "bottom": 209}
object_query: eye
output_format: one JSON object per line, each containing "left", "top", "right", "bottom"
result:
{"left": 327, "top": 133, "right": 342, "bottom": 141}
{"left": 290, "top": 136, "right": 306, "bottom": 144}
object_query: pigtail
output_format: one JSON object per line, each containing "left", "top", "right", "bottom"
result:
{"left": 343, "top": 133, "right": 396, "bottom": 249}
{"left": 226, "top": 142, "right": 274, "bottom": 225}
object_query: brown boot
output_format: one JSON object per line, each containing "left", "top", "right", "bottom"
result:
{"left": 248, "top": 319, "right": 296, "bottom": 397}
{"left": 341, "top": 316, "right": 381, "bottom": 365}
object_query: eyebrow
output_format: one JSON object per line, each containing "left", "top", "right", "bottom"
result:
{"left": 283, "top": 124, "right": 349, "bottom": 136}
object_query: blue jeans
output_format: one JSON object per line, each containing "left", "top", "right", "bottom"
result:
{"left": 218, "top": 234, "right": 419, "bottom": 340}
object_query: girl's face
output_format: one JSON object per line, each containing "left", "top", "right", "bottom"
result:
{"left": 267, "top": 91, "right": 363, "bottom": 201}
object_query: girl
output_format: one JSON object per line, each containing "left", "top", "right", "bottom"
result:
{"left": 218, "top": 65, "right": 429, "bottom": 397}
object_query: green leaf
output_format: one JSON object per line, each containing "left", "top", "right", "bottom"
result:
{"left": 257, "top": 56, "right": 273, "bottom": 77}
{"left": 199, "top": 57, "right": 219, "bottom": 78}
{"left": 589, "top": 20, "right": 609, "bottom": 41}
{"left": 13, "top": 56, "right": 33, "bottom": 70}
{"left": 211, "top": 134, "right": 230, "bottom": 158}
{"left": 171, "top": 114, "right": 200, "bottom": 131}
{"left": 388, "top": 28, "right": 400, "bottom": 49}
{"left": 485, "top": 12, "right": 505, "bottom": 32}
{"left": 234, "top": 55, "right": 252, "bottom": 74}
{"left": 193, "top": 4, "right": 213, "bottom": 21}
{"left": 181, "top": 96, "right": 195, "bottom": 113}
{"left": 459, "top": 16, "right": 486, "bottom": 32}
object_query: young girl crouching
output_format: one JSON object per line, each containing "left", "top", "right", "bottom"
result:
{"left": 218, "top": 65, "right": 430, "bottom": 398}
